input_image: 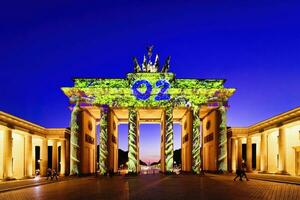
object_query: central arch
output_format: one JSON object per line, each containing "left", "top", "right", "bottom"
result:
{"left": 107, "top": 108, "right": 192, "bottom": 174}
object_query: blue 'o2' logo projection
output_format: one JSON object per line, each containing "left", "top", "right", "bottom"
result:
{"left": 132, "top": 79, "right": 171, "bottom": 101}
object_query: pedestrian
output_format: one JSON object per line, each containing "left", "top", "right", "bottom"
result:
{"left": 241, "top": 161, "right": 249, "bottom": 181}
{"left": 233, "top": 168, "right": 242, "bottom": 181}
{"left": 46, "top": 168, "right": 52, "bottom": 180}
{"left": 52, "top": 169, "right": 58, "bottom": 180}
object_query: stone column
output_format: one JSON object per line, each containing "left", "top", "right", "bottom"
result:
{"left": 41, "top": 138, "right": 48, "bottom": 176}
{"left": 260, "top": 133, "right": 267, "bottom": 172}
{"left": 52, "top": 140, "right": 58, "bottom": 171}
{"left": 70, "top": 101, "right": 82, "bottom": 175}
{"left": 256, "top": 140, "right": 261, "bottom": 171}
{"left": 192, "top": 106, "right": 201, "bottom": 174}
{"left": 246, "top": 137, "right": 252, "bottom": 172}
{"left": 99, "top": 105, "right": 109, "bottom": 175}
{"left": 32, "top": 144, "right": 36, "bottom": 176}
{"left": 217, "top": 105, "right": 228, "bottom": 172}
{"left": 165, "top": 106, "right": 174, "bottom": 173}
{"left": 237, "top": 138, "right": 243, "bottom": 169}
{"left": 278, "top": 127, "right": 287, "bottom": 173}
{"left": 65, "top": 132, "right": 70, "bottom": 175}
{"left": 128, "top": 108, "right": 138, "bottom": 173}
{"left": 25, "top": 135, "right": 33, "bottom": 177}
{"left": 60, "top": 140, "right": 66, "bottom": 175}
{"left": 231, "top": 138, "right": 237, "bottom": 171}
{"left": 3, "top": 128, "right": 13, "bottom": 179}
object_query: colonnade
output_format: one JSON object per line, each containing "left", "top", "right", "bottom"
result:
{"left": 0, "top": 126, "right": 68, "bottom": 179}
{"left": 231, "top": 125, "right": 299, "bottom": 175}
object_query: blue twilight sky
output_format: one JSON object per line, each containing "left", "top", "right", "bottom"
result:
{"left": 118, "top": 124, "right": 182, "bottom": 163}
{"left": 1, "top": 1, "right": 300, "bottom": 162}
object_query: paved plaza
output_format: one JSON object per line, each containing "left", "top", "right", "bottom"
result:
{"left": 0, "top": 174, "right": 300, "bottom": 200}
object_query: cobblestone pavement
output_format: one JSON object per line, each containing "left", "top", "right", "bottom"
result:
{"left": 247, "top": 173, "right": 300, "bottom": 185}
{"left": 0, "top": 174, "right": 299, "bottom": 200}
{"left": 0, "top": 176, "right": 74, "bottom": 192}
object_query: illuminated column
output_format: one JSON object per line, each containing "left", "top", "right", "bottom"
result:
{"left": 65, "top": 133, "right": 70, "bottom": 175}
{"left": 165, "top": 106, "right": 174, "bottom": 173}
{"left": 260, "top": 133, "right": 267, "bottom": 172}
{"left": 52, "top": 140, "right": 58, "bottom": 171}
{"left": 246, "top": 137, "right": 252, "bottom": 172}
{"left": 70, "top": 101, "right": 82, "bottom": 175}
{"left": 256, "top": 140, "right": 261, "bottom": 171}
{"left": 217, "top": 105, "right": 228, "bottom": 172}
{"left": 99, "top": 105, "right": 109, "bottom": 175}
{"left": 25, "top": 135, "right": 33, "bottom": 177}
{"left": 41, "top": 138, "right": 48, "bottom": 176}
{"left": 128, "top": 108, "right": 138, "bottom": 173}
{"left": 278, "top": 127, "right": 287, "bottom": 173}
{"left": 60, "top": 140, "right": 66, "bottom": 175}
{"left": 192, "top": 106, "right": 201, "bottom": 174}
{"left": 32, "top": 144, "right": 36, "bottom": 175}
{"left": 231, "top": 138, "right": 237, "bottom": 171}
{"left": 237, "top": 138, "right": 243, "bottom": 168}
{"left": 3, "top": 128, "right": 13, "bottom": 179}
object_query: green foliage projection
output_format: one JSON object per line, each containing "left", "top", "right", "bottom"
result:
{"left": 70, "top": 101, "right": 81, "bottom": 175}
{"left": 192, "top": 107, "right": 201, "bottom": 174}
{"left": 99, "top": 108, "right": 108, "bottom": 175}
{"left": 128, "top": 109, "right": 138, "bottom": 173}
{"left": 165, "top": 106, "right": 174, "bottom": 172}
{"left": 63, "top": 72, "right": 235, "bottom": 108}
{"left": 217, "top": 105, "right": 228, "bottom": 172}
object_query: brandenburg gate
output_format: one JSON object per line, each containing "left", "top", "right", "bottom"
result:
{"left": 61, "top": 49, "right": 235, "bottom": 175}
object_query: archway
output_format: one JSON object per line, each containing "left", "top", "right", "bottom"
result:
{"left": 139, "top": 123, "right": 161, "bottom": 174}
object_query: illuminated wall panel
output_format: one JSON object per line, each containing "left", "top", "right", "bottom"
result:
{"left": 108, "top": 112, "right": 119, "bottom": 173}
{"left": 203, "top": 110, "right": 217, "bottom": 171}
{"left": 81, "top": 111, "right": 96, "bottom": 174}
{"left": 181, "top": 114, "right": 189, "bottom": 171}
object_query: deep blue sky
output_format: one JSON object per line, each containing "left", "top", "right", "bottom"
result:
{"left": 1, "top": 1, "right": 300, "bottom": 160}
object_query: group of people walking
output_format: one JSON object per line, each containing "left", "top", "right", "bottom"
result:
{"left": 46, "top": 168, "right": 58, "bottom": 180}
{"left": 234, "top": 161, "right": 249, "bottom": 181}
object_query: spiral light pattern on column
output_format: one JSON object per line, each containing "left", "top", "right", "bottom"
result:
{"left": 165, "top": 106, "right": 174, "bottom": 172}
{"left": 99, "top": 106, "right": 109, "bottom": 175}
{"left": 128, "top": 108, "right": 138, "bottom": 173}
{"left": 192, "top": 107, "right": 201, "bottom": 174}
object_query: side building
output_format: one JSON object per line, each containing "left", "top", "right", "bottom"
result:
{"left": 228, "top": 106, "right": 300, "bottom": 176}
{"left": 0, "top": 111, "right": 70, "bottom": 180}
